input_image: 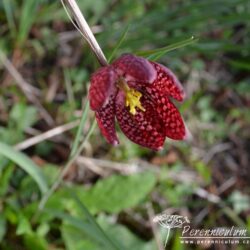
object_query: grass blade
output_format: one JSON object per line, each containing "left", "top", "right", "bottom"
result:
{"left": 136, "top": 36, "right": 199, "bottom": 60}
{"left": 39, "top": 120, "right": 97, "bottom": 210}
{"left": 0, "top": 142, "right": 48, "bottom": 194}
{"left": 17, "top": 0, "right": 39, "bottom": 46}
{"left": 69, "top": 191, "right": 121, "bottom": 250}
{"left": 2, "top": 0, "right": 17, "bottom": 37}
{"left": 108, "top": 24, "right": 130, "bottom": 63}
{"left": 45, "top": 209, "right": 117, "bottom": 248}
{"left": 70, "top": 100, "right": 90, "bottom": 157}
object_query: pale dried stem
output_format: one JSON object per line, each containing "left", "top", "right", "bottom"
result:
{"left": 63, "top": 0, "right": 108, "bottom": 66}
{"left": 14, "top": 120, "right": 79, "bottom": 150}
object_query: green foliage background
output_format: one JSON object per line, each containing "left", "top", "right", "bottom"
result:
{"left": 0, "top": 0, "right": 249, "bottom": 249}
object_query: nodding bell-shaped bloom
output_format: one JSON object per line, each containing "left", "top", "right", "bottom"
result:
{"left": 89, "top": 54, "right": 190, "bottom": 150}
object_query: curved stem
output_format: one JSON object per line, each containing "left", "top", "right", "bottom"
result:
{"left": 38, "top": 121, "right": 97, "bottom": 210}
{"left": 63, "top": 0, "right": 108, "bottom": 66}
{"left": 164, "top": 227, "right": 170, "bottom": 247}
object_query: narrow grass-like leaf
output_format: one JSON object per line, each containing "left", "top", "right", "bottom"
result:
{"left": 70, "top": 101, "right": 90, "bottom": 157}
{"left": 69, "top": 191, "right": 121, "bottom": 250}
{"left": 0, "top": 142, "right": 48, "bottom": 194}
{"left": 64, "top": 68, "right": 76, "bottom": 110}
{"left": 39, "top": 120, "right": 97, "bottom": 210}
{"left": 44, "top": 209, "right": 100, "bottom": 242}
{"left": 2, "top": 0, "right": 16, "bottom": 37}
{"left": 228, "top": 59, "right": 250, "bottom": 71}
{"left": 46, "top": 208, "right": 120, "bottom": 250}
{"left": 17, "top": 0, "right": 39, "bottom": 46}
{"left": 108, "top": 24, "right": 130, "bottom": 63}
{"left": 136, "top": 36, "right": 198, "bottom": 60}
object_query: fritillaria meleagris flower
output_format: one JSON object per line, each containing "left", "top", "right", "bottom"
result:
{"left": 89, "top": 54, "right": 190, "bottom": 150}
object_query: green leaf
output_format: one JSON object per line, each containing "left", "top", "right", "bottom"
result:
{"left": 49, "top": 172, "right": 156, "bottom": 214}
{"left": 136, "top": 36, "right": 199, "bottom": 60}
{"left": 0, "top": 163, "right": 14, "bottom": 196}
{"left": 229, "top": 191, "right": 250, "bottom": 214}
{"left": 17, "top": 0, "right": 39, "bottom": 45}
{"left": 97, "top": 214, "right": 158, "bottom": 250}
{"left": 0, "top": 142, "right": 48, "bottom": 194}
{"left": 9, "top": 103, "right": 38, "bottom": 131}
{"left": 62, "top": 224, "right": 98, "bottom": 250}
{"left": 70, "top": 192, "right": 120, "bottom": 250}
{"left": 77, "top": 171, "right": 156, "bottom": 213}
{"left": 23, "top": 233, "right": 49, "bottom": 250}
{"left": 2, "top": 0, "right": 16, "bottom": 37}
{"left": 16, "top": 215, "right": 32, "bottom": 235}
{"left": 194, "top": 161, "right": 211, "bottom": 184}
{"left": 61, "top": 214, "right": 158, "bottom": 250}
{"left": 45, "top": 209, "right": 119, "bottom": 250}
{"left": 229, "top": 59, "right": 250, "bottom": 71}
{"left": 108, "top": 24, "right": 130, "bottom": 63}
{"left": 0, "top": 216, "right": 7, "bottom": 241}
{"left": 70, "top": 101, "right": 90, "bottom": 157}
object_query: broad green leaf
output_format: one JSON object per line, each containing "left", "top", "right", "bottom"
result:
{"left": 83, "top": 171, "right": 156, "bottom": 213}
{"left": 0, "top": 142, "right": 48, "bottom": 194}
{"left": 10, "top": 103, "right": 38, "bottom": 131}
{"left": 229, "top": 191, "right": 250, "bottom": 214}
{"left": 16, "top": 215, "right": 32, "bottom": 235}
{"left": 61, "top": 214, "right": 158, "bottom": 250}
{"left": 23, "top": 233, "right": 49, "bottom": 250}
{"left": 47, "top": 171, "right": 156, "bottom": 216}
{"left": 45, "top": 209, "right": 119, "bottom": 250}
{"left": 62, "top": 224, "right": 98, "bottom": 250}
{"left": 70, "top": 192, "right": 120, "bottom": 250}
{"left": 50, "top": 171, "right": 156, "bottom": 214}
{"left": 97, "top": 214, "right": 158, "bottom": 250}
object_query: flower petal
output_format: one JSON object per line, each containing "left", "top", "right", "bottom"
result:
{"left": 96, "top": 97, "right": 119, "bottom": 145}
{"left": 115, "top": 91, "right": 165, "bottom": 150}
{"left": 89, "top": 66, "right": 118, "bottom": 111}
{"left": 155, "top": 96, "right": 187, "bottom": 140}
{"left": 148, "top": 62, "right": 185, "bottom": 101}
{"left": 113, "top": 54, "right": 156, "bottom": 84}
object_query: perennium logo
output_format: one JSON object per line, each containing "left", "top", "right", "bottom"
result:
{"left": 153, "top": 213, "right": 250, "bottom": 248}
{"left": 153, "top": 214, "right": 190, "bottom": 246}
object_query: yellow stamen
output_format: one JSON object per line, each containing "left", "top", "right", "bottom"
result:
{"left": 117, "top": 78, "right": 145, "bottom": 115}
{"left": 125, "top": 89, "right": 145, "bottom": 115}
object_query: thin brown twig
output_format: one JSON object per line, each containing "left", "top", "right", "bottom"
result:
{"left": 0, "top": 50, "right": 40, "bottom": 96}
{"left": 14, "top": 120, "right": 80, "bottom": 150}
{"left": 0, "top": 50, "right": 54, "bottom": 125}
{"left": 76, "top": 156, "right": 139, "bottom": 174}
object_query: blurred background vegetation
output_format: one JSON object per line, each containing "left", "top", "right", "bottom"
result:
{"left": 0, "top": 0, "right": 250, "bottom": 249}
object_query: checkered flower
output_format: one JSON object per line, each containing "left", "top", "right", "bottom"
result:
{"left": 89, "top": 54, "right": 190, "bottom": 150}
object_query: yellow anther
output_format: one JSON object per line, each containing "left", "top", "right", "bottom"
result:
{"left": 125, "top": 89, "right": 145, "bottom": 115}
{"left": 117, "top": 78, "right": 145, "bottom": 115}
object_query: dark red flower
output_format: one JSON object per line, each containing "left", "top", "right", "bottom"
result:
{"left": 89, "top": 54, "right": 190, "bottom": 150}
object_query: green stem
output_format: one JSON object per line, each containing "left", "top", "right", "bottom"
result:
{"left": 39, "top": 121, "right": 97, "bottom": 210}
